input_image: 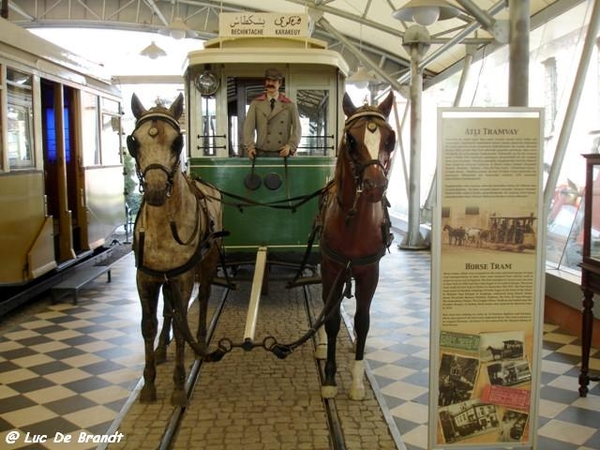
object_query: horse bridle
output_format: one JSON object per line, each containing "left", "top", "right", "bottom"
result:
{"left": 126, "top": 112, "right": 184, "bottom": 197}
{"left": 343, "top": 110, "right": 391, "bottom": 194}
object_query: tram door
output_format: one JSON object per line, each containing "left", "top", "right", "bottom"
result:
{"left": 41, "top": 80, "right": 81, "bottom": 263}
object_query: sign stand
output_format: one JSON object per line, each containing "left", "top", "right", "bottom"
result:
{"left": 429, "top": 108, "right": 545, "bottom": 449}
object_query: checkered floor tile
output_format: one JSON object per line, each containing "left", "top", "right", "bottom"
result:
{"left": 340, "top": 234, "right": 600, "bottom": 450}
{"left": 0, "top": 258, "right": 143, "bottom": 449}
{"left": 0, "top": 231, "right": 599, "bottom": 449}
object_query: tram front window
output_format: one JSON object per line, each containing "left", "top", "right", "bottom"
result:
{"left": 226, "top": 77, "right": 332, "bottom": 157}
{"left": 297, "top": 89, "right": 331, "bottom": 156}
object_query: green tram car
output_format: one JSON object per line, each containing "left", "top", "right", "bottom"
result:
{"left": 183, "top": 30, "right": 349, "bottom": 264}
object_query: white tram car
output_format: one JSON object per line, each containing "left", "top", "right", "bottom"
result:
{"left": 0, "top": 18, "right": 124, "bottom": 285}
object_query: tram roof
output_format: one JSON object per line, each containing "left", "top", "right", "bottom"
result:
{"left": 186, "top": 36, "right": 349, "bottom": 75}
{"left": 0, "top": 17, "right": 113, "bottom": 87}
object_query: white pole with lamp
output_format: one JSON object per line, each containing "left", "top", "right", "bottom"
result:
{"left": 393, "top": 0, "right": 461, "bottom": 249}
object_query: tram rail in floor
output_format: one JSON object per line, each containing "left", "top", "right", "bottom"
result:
{"left": 106, "top": 269, "right": 397, "bottom": 449}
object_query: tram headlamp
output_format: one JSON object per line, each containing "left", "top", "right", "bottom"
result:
{"left": 195, "top": 70, "right": 220, "bottom": 97}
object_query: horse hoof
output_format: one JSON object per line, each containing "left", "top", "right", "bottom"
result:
{"left": 139, "top": 385, "right": 157, "bottom": 403}
{"left": 314, "top": 344, "right": 327, "bottom": 360}
{"left": 349, "top": 387, "right": 365, "bottom": 401}
{"left": 321, "top": 385, "right": 338, "bottom": 399}
{"left": 171, "top": 390, "right": 188, "bottom": 407}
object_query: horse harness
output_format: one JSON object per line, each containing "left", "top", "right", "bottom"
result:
{"left": 127, "top": 111, "right": 223, "bottom": 280}
{"left": 133, "top": 176, "right": 224, "bottom": 281}
{"left": 316, "top": 110, "right": 393, "bottom": 298}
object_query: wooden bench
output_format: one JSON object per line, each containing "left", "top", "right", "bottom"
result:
{"left": 51, "top": 265, "right": 112, "bottom": 305}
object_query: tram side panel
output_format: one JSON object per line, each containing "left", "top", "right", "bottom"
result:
{"left": 0, "top": 173, "right": 55, "bottom": 284}
{"left": 85, "top": 165, "right": 127, "bottom": 249}
{"left": 189, "top": 157, "right": 334, "bottom": 259}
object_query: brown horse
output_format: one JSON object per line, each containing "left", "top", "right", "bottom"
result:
{"left": 318, "top": 92, "right": 395, "bottom": 400}
{"left": 127, "top": 93, "right": 223, "bottom": 406}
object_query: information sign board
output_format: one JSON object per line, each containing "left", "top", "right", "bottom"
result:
{"left": 430, "top": 108, "right": 545, "bottom": 449}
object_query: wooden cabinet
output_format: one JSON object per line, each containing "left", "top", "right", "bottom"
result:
{"left": 579, "top": 154, "right": 600, "bottom": 396}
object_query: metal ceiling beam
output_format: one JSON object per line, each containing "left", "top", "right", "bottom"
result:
{"left": 456, "top": 0, "right": 508, "bottom": 43}
{"left": 286, "top": 0, "right": 406, "bottom": 39}
{"left": 7, "top": 0, "right": 412, "bottom": 80}
{"left": 143, "top": 0, "right": 169, "bottom": 27}
{"left": 318, "top": 15, "right": 408, "bottom": 93}
{"left": 426, "top": 0, "right": 587, "bottom": 88}
{"left": 8, "top": 1, "right": 34, "bottom": 20}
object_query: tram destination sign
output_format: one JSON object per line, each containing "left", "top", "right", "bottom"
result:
{"left": 219, "top": 13, "right": 309, "bottom": 38}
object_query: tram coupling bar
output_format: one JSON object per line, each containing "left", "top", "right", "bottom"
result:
{"left": 242, "top": 246, "right": 268, "bottom": 344}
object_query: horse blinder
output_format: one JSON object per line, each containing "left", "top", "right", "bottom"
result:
{"left": 126, "top": 134, "right": 139, "bottom": 158}
{"left": 171, "top": 133, "right": 184, "bottom": 155}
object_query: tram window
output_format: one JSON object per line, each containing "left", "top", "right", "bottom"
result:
{"left": 297, "top": 89, "right": 331, "bottom": 156}
{"left": 101, "top": 98, "right": 121, "bottom": 166}
{"left": 7, "top": 68, "right": 34, "bottom": 169}
{"left": 234, "top": 78, "right": 266, "bottom": 157}
{"left": 41, "top": 82, "right": 73, "bottom": 165}
{"left": 81, "top": 92, "right": 101, "bottom": 166}
{"left": 199, "top": 96, "right": 217, "bottom": 156}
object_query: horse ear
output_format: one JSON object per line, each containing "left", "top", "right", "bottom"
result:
{"left": 131, "top": 93, "right": 146, "bottom": 120}
{"left": 378, "top": 91, "right": 394, "bottom": 118}
{"left": 343, "top": 92, "right": 357, "bottom": 118}
{"left": 170, "top": 93, "right": 185, "bottom": 121}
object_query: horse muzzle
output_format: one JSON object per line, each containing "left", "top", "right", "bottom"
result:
{"left": 360, "top": 163, "right": 388, "bottom": 202}
{"left": 138, "top": 163, "right": 175, "bottom": 206}
{"left": 362, "top": 178, "right": 388, "bottom": 202}
{"left": 143, "top": 187, "right": 169, "bottom": 207}
{"left": 141, "top": 176, "right": 172, "bottom": 206}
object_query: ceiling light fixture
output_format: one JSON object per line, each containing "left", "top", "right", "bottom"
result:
{"left": 169, "top": 17, "right": 189, "bottom": 40}
{"left": 392, "top": 0, "right": 461, "bottom": 26}
{"left": 139, "top": 41, "right": 167, "bottom": 59}
{"left": 347, "top": 66, "right": 379, "bottom": 89}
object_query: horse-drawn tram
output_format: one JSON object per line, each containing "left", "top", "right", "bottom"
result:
{"left": 110, "top": 13, "right": 399, "bottom": 449}
{"left": 185, "top": 29, "right": 346, "bottom": 264}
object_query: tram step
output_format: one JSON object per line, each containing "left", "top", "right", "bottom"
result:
{"left": 51, "top": 265, "right": 112, "bottom": 305}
